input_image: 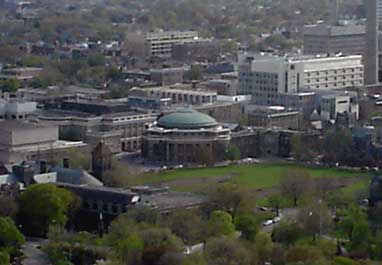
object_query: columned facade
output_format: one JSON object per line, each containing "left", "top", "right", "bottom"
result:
{"left": 142, "top": 109, "right": 230, "bottom": 164}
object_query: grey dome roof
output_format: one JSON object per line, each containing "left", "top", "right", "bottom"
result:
{"left": 157, "top": 109, "right": 218, "bottom": 129}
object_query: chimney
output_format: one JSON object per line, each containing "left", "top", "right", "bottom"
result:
{"left": 63, "top": 158, "right": 70, "bottom": 168}
{"left": 40, "top": 160, "right": 47, "bottom": 174}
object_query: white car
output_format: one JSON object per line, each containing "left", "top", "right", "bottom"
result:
{"left": 263, "top": 220, "right": 273, "bottom": 226}
{"left": 273, "top": 216, "right": 281, "bottom": 223}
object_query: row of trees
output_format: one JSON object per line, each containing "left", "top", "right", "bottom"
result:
{"left": 0, "top": 183, "right": 80, "bottom": 264}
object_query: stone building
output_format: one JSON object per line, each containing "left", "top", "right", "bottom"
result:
{"left": 246, "top": 105, "right": 302, "bottom": 130}
{"left": 92, "top": 141, "right": 112, "bottom": 182}
{"left": 142, "top": 109, "right": 231, "bottom": 164}
{"left": 38, "top": 111, "right": 157, "bottom": 153}
{"left": 0, "top": 120, "right": 87, "bottom": 164}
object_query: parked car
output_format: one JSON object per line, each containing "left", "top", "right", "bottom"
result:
{"left": 263, "top": 220, "right": 273, "bottom": 226}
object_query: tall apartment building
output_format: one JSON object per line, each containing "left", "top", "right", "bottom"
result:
{"left": 303, "top": 23, "right": 366, "bottom": 55}
{"left": 145, "top": 31, "right": 199, "bottom": 58}
{"left": 238, "top": 53, "right": 364, "bottom": 106}
{"left": 365, "top": 0, "right": 381, "bottom": 85}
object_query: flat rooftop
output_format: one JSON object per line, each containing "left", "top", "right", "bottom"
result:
{"left": 0, "top": 120, "right": 52, "bottom": 132}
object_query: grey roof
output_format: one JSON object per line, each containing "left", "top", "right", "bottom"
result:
{"left": 50, "top": 166, "right": 103, "bottom": 187}
{"left": 0, "top": 120, "right": 50, "bottom": 132}
{"left": 56, "top": 183, "right": 138, "bottom": 204}
{"left": 157, "top": 109, "right": 218, "bottom": 129}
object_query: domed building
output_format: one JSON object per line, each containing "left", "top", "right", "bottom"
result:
{"left": 142, "top": 109, "right": 231, "bottom": 164}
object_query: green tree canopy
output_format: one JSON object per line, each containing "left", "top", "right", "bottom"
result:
{"left": 18, "top": 184, "right": 79, "bottom": 237}
{"left": 234, "top": 213, "right": 258, "bottom": 242}
{"left": 140, "top": 228, "right": 183, "bottom": 265}
{"left": 207, "top": 210, "right": 235, "bottom": 237}
{"left": 208, "top": 182, "right": 255, "bottom": 218}
{"left": 204, "top": 237, "right": 251, "bottom": 265}
{"left": 0, "top": 217, "right": 25, "bottom": 255}
{"left": 272, "top": 221, "right": 303, "bottom": 246}
{"left": 0, "top": 251, "right": 10, "bottom": 265}
{"left": 255, "top": 231, "right": 274, "bottom": 263}
{"left": 0, "top": 195, "right": 18, "bottom": 219}
{"left": 298, "top": 200, "right": 333, "bottom": 240}
{"left": 166, "top": 210, "right": 206, "bottom": 245}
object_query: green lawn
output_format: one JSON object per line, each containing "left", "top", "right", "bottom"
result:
{"left": 341, "top": 177, "right": 371, "bottom": 199}
{"left": 131, "top": 163, "right": 367, "bottom": 190}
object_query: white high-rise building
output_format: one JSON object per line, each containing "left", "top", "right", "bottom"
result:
{"left": 365, "top": 0, "right": 381, "bottom": 85}
{"left": 238, "top": 53, "right": 364, "bottom": 106}
{"left": 144, "top": 31, "right": 199, "bottom": 58}
{"left": 378, "top": 0, "right": 382, "bottom": 21}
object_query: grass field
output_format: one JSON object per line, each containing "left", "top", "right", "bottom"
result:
{"left": 131, "top": 163, "right": 369, "bottom": 191}
{"left": 341, "top": 177, "right": 371, "bottom": 199}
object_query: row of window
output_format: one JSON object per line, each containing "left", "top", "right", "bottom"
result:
{"left": 83, "top": 201, "right": 129, "bottom": 214}
{"left": 306, "top": 68, "right": 362, "bottom": 76}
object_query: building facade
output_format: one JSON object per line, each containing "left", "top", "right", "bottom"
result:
{"left": 142, "top": 109, "right": 231, "bottom": 164}
{"left": 303, "top": 23, "right": 366, "bottom": 56}
{"left": 145, "top": 31, "right": 199, "bottom": 58}
{"left": 238, "top": 53, "right": 364, "bottom": 106}
{"left": 129, "top": 86, "right": 218, "bottom": 105}
{"left": 365, "top": 0, "right": 380, "bottom": 85}
{"left": 38, "top": 111, "right": 157, "bottom": 153}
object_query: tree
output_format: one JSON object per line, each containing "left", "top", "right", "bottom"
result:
{"left": 234, "top": 214, "right": 258, "bottom": 242}
{"left": 291, "top": 134, "right": 313, "bottom": 161}
{"left": 0, "top": 251, "right": 9, "bottom": 265}
{"left": 298, "top": 200, "right": 333, "bottom": 240}
{"left": 0, "top": 78, "right": 21, "bottom": 93}
{"left": 349, "top": 219, "right": 370, "bottom": 256}
{"left": 204, "top": 237, "right": 251, "bottom": 265}
{"left": 166, "top": 210, "right": 206, "bottom": 245}
{"left": 87, "top": 53, "right": 106, "bottom": 67}
{"left": 207, "top": 210, "right": 235, "bottom": 237}
{"left": 323, "top": 128, "right": 353, "bottom": 165}
{"left": 127, "top": 206, "right": 159, "bottom": 225}
{"left": 371, "top": 230, "right": 382, "bottom": 260}
{"left": 338, "top": 206, "right": 370, "bottom": 246}
{"left": 267, "top": 193, "right": 283, "bottom": 216}
{"left": 107, "top": 66, "right": 123, "bottom": 81}
{"left": 285, "top": 245, "right": 323, "bottom": 264}
{"left": 0, "top": 195, "right": 18, "bottom": 218}
{"left": 0, "top": 217, "right": 25, "bottom": 255}
{"left": 315, "top": 176, "right": 336, "bottom": 201}
{"left": 255, "top": 231, "right": 273, "bottom": 264}
{"left": 272, "top": 221, "right": 302, "bottom": 246}
{"left": 63, "top": 148, "right": 91, "bottom": 170}
{"left": 140, "top": 228, "right": 183, "bottom": 265}
{"left": 338, "top": 206, "right": 370, "bottom": 257}
{"left": 184, "top": 65, "right": 203, "bottom": 81}
{"left": 280, "top": 169, "right": 313, "bottom": 206}
{"left": 208, "top": 182, "right": 255, "bottom": 218}
{"left": 159, "top": 252, "right": 184, "bottom": 265}
{"left": 18, "top": 184, "right": 79, "bottom": 237}
{"left": 114, "top": 233, "right": 144, "bottom": 265}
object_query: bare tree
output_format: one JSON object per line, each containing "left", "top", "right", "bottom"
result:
{"left": 315, "top": 176, "right": 336, "bottom": 201}
{"left": 280, "top": 169, "right": 313, "bottom": 206}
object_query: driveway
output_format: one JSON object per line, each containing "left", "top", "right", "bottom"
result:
{"left": 22, "top": 241, "right": 51, "bottom": 265}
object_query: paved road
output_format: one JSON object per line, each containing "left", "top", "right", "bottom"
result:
{"left": 22, "top": 241, "right": 51, "bottom": 265}
{"left": 262, "top": 208, "right": 299, "bottom": 233}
